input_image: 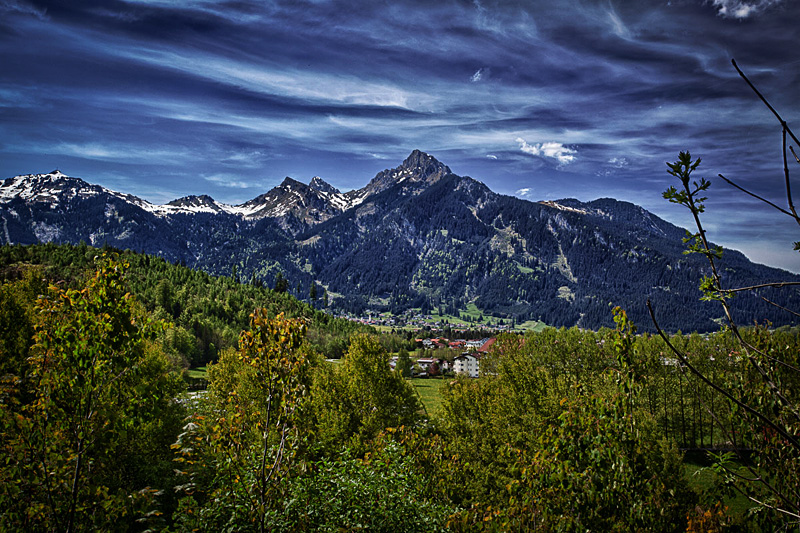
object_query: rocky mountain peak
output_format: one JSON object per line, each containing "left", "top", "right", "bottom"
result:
{"left": 348, "top": 150, "right": 453, "bottom": 206}
{"left": 309, "top": 176, "right": 340, "bottom": 194}
{"left": 279, "top": 177, "right": 307, "bottom": 190}
{"left": 0, "top": 171, "right": 98, "bottom": 204}
{"left": 166, "top": 194, "right": 222, "bottom": 212}
{"left": 399, "top": 149, "right": 451, "bottom": 178}
{"left": 168, "top": 194, "right": 216, "bottom": 205}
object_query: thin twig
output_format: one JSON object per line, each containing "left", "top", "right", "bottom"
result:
{"left": 717, "top": 174, "right": 797, "bottom": 219}
{"left": 745, "top": 495, "right": 800, "bottom": 521}
{"left": 734, "top": 334, "right": 800, "bottom": 424}
{"left": 783, "top": 127, "right": 799, "bottom": 222}
{"left": 759, "top": 295, "right": 800, "bottom": 319}
{"left": 732, "top": 59, "right": 800, "bottom": 147}
{"left": 647, "top": 300, "right": 800, "bottom": 452}
{"left": 719, "top": 281, "right": 800, "bottom": 293}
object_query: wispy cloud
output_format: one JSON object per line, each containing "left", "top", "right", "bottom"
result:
{"left": 0, "top": 0, "right": 47, "bottom": 18}
{"left": 710, "top": 0, "right": 783, "bottom": 18}
{"left": 596, "top": 157, "right": 630, "bottom": 177}
{"left": 516, "top": 187, "right": 531, "bottom": 197}
{"left": 486, "top": 154, "right": 498, "bottom": 160}
{"left": 204, "top": 174, "right": 253, "bottom": 189}
{"left": 606, "top": 5, "right": 632, "bottom": 39}
{"left": 53, "top": 142, "right": 191, "bottom": 163}
{"left": 118, "top": 48, "right": 433, "bottom": 111}
{"left": 471, "top": 68, "right": 487, "bottom": 83}
{"left": 516, "top": 138, "right": 577, "bottom": 165}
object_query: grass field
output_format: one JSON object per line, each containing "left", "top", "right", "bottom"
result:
{"left": 187, "top": 366, "right": 208, "bottom": 379}
{"left": 411, "top": 377, "right": 446, "bottom": 419}
{"left": 683, "top": 453, "right": 757, "bottom": 527}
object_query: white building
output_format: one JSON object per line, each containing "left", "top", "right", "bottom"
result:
{"left": 453, "top": 353, "right": 480, "bottom": 378}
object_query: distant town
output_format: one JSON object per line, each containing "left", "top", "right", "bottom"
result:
{"left": 334, "top": 308, "right": 516, "bottom": 334}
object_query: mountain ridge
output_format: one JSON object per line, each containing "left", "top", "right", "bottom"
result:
{"left": 2, "top": 151, "right": 798, "bottom": 332}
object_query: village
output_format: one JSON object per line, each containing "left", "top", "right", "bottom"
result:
{"left": 335, "top": 308, "right": 515, "bottom": 334}
{"left": 387, "top": 336, "right": 497, "bottom": 379}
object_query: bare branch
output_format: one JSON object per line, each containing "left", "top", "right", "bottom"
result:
{"left": 717, "top": 174, "right": 798, "bottom": 220}
{"left": 719, "top": 281, "right": 800, "bottom": 293}
{"left": 733, "top": 59, "right": 800, "bottom": 148}
{"left": 759, "top": 295, "right": 800, "bottom": 319}
{"left": 784, "top": 126, "right": 800, "bottom": 223}
{"left": 647, "top": 300, "right": 800, "bottom": 452}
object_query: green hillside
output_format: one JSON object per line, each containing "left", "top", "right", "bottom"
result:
{"left": 0, "top": 243, "right": 372, "bottom": 366}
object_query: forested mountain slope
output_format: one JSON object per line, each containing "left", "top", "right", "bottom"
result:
{"left": 2, "top": 151, "right": 798, "bottom": 332}
{"left": 0, "top": 243, "right": 371, "bottom": 365}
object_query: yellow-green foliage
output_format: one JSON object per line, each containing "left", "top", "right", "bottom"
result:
{"left": 310, "top": 334, "right": 423, "bottom": 454}
{"left": 174, "top": 312, "right": 315, "bottom": 532}
{"left": 0, "top": 254, "right": 185, "bottom": 532}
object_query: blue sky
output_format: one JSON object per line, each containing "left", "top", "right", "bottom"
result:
{"left": 1, "top": 0, "right": 799, "bottom": 271}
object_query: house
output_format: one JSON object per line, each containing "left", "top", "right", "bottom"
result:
{"left": 421, "top": 337, "right": 448, "bottom": 350}
{"left": 453, "top": 353, "right": 481, "bottom": 378}
{"left": 477, "top": 337, "right": 497, "bottom": 353}
{"left": 416, "top": 357, "right": 437, "bottom": 371}
{"left": 415, "top": 357, "right": 449, "bottom": 375}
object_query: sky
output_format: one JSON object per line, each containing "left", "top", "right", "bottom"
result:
{"left": 1, "top": 0, "right": 799, "bottom": 272}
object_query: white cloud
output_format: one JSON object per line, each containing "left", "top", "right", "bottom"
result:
{"left": 53, "top": 142, "right": 190, "bottom": 162}
{"left": 516, "top": 187, "right": 531, "bottom": 197}
{"left": 471, "top": 68, "right": 486, "bottom": 82}
{"left": 516, "top": 138, "right": 576, "bottom": 165}
{"left": 710, "top": 0, "right": 782, "bottom": 18}
{"left": 486, "top": 154, "right": 498, "bottom": 160}
{"left": 596, "top": 157, "right": 630, "bottom": 177}
{"left": 204, "top": 174, "right": 252, "bottom": 189}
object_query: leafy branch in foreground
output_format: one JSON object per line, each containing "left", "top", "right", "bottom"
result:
{"left": 650, "top": 60, "right": 800, "bottom": 529}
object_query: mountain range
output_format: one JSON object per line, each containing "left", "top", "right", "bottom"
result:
{"left": 1, "top": 150, "right": 798, "bottom": 332}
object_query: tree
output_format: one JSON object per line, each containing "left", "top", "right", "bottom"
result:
{"left": 445, "top": 309, "right": 695, "bottom": 531}
{"left": 273, "top": 271, "right": 288, "bottom": 293}
{"left": 283, "top": 441, "right": 453, "bottom": 532}
{"left": 309, "top": 281, "right": 318, "bottom": 302}
{"left": 173, "top": 311, "right": 315, "bottom": 532}
{"left": 310, "top": 334, "right": 422, "bottom": 454}
{"left": 649, "top": 60, "right": 800, "bottom": 529}
{"left": 0, "top": 254, "right": 184, "bottom": 532}
{"left": 396, "top": 347, "right": 413, "bottom": 378}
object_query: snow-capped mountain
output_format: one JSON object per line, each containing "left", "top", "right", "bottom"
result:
{"left": 309, "top": 176, "right": 341, "bottom": 195}
{"left": 2, "top": 151, "right": 798, "bottom": 332}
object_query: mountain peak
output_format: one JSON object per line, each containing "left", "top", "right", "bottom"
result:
{"left": 166, "top": 194, "right": 222, "bottom": 213}
{"left": 400, "top": 150, "right": 450, "bottom": 177}
{"left": 279, "top": 176, "right": 307, "bottom": 190}
{"left": 309, "top": 176, "right": 340, "bottom": 194}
